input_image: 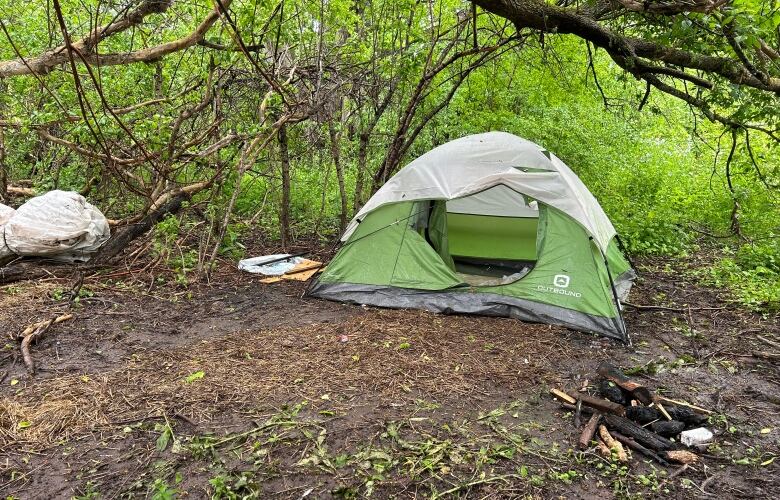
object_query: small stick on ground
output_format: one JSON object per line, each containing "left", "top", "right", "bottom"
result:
{"left": 18, "top": 313, "right": 73, "bottom": 375}
{"left": 752, "top": 350, "right": 780, "bottom": 361}
{"left": 658, "top": 464, "right": 690, "bottom": 490}
{"left": 655, "top": 396, "right": 712, "bottom": 415}
{"left": 574, "top": 399, "right": 582, "bottom": 428}
{"left": 757, "top": 335, "right": 780, "bottom": 351}
{"left": 550, "top": 388, "right": 576, "bottom": 404}
{"left": 623, "top": 302, "right": 725, "bottom": 312}
{"left": 656, "top": 402, "right": 673, "bottom": 421}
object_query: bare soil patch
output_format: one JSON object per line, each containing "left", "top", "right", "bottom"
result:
{"left": 1, "top": 255, "right": 778, "bottom": 499}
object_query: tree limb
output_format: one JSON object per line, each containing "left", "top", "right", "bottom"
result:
{"left": 0, "top": 0, "right": 231, "bottom": 77}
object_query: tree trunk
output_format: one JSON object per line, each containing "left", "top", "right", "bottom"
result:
{"left": 93, "top": 192, "right": 189, "bottom": 264}
{"left": 354, "top": 131, "right": 369, "bottom": 211}
{"left": 0, "top": 79, "right": 7, "bottom": 203}
{"left": 278, "top": 124, "right": 292, "bottom": 249}
{"left": 328, "top": 121, "right": 348, "bottom": 231}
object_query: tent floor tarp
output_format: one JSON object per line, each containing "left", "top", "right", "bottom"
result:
{"left": 309, "top": 281, "right": 627, "bottom": 341}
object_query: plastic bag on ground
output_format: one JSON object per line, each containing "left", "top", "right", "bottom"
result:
{"left": 4, "top": 190, "right": 110, "bottom": 262}
{"left": 0, "top": 203, "right": 15, "bottom": 259}
{"left": 238, "top": 254, "right": 304, "bottom": 275}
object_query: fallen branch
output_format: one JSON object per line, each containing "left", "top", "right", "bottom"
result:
{"left": 7, "top": 185, "right": 35, "bottom": 197}
{"left": 622, "top": 302, "right": 726, "bottom": 312}
{"left": 18, "top": 313, "right": 72, "bottom": 374}
{"left": 568, "top": 391, "right": 625, "bottom": 416}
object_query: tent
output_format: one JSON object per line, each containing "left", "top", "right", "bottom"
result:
{"left": 308, "top": 132, "right": 635, "bottom": 342}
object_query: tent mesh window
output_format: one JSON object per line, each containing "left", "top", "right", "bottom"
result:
{"left": 424, "top": 184, "right": 540, "bottom": 286}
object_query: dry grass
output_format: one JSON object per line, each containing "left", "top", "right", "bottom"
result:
{"left": 0, "top": 309, "right": 573, "bottom": 450}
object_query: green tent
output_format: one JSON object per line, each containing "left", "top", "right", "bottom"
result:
{"left": 309, "top": 132, "right": 634, "bottom": 341}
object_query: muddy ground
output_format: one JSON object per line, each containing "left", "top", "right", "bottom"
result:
{"left": 1, "top": 254, "right": 779, "bottom": 499}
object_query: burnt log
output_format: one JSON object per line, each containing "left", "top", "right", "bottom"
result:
{"left": 625, "top": 405, "right": 661, "bottom": 424}
{"left": 603, "top": 414, "right": 676, "bottom": 451}
{"left": 600, "top": 380, "right": 627, "bottom": 405}
{"left": 611, "top": 431, "right": 671, "bottom": 466}
{"left": 598, "top": 361, "right": 654, "bottom": 404}
{"left": 665, "top": 406, "right": 708, "bottom": 427}
{"left": 650, "top": 420, "right": 685, "bottom": 438}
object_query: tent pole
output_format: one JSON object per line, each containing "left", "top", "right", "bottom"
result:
{"left": 596, "top": 237, "right": 630, "bottom": 346}
{"left": 614, "top": 233, "right": 636, "bottom": 271}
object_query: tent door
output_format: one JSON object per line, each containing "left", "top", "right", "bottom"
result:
{"left": 427, "top": 184, "right": 541, "bottom": 287}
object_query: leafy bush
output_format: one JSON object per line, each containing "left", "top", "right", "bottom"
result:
{"left": 706, "top": 243, "right": 780, "bottom": 312}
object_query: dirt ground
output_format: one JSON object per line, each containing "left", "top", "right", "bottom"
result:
{"left": 1, "top": 253, "right": 779, "bottom": 499}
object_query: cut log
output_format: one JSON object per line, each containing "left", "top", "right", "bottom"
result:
{"left": 550, "top": 388, "right": 576, "bottom": 404}
{"left": 567, "top": 391, "right": 625, "bottom": 416}
{"left": 578, "top": 413, "right": 601, "bottom": 450}
{"left": 664, "top": 450, "right": 699, "bottom": 464}
{"left": 603, "top": 414, "right": 676, "bottom": 451}
{"left": 611, "top": 431, "right": 671, "bottom": 466}
{"left": 598, "top": 361, "right": 654, "bottom": 404}
{"left": 596, "top": 438, "right": 612, "bottom": 459}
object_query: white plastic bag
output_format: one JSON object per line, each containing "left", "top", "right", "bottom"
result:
{"left": 4, "top": 190, "right": 110, "bottom": 262}
{"left": 0, "top": 203, "right": 15, "bottom": 259}
{"left": 238, "top": 254, "right": 303, "bottom": 275}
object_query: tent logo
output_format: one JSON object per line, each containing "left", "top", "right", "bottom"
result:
{"left": 536, "top": 274, "right": 581, "bottom": 298}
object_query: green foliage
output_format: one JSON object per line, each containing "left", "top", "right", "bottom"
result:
{"left": 0, "top": 0, "right": 777, "bottom": 309}
{"left": 706, "top": 247, "right": 780, "bottom": 311}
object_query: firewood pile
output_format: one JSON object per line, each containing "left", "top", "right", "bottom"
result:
{"left": 551, "top": 362, "right": 713, "bottom": 466}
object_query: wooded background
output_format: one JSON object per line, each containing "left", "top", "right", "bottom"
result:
{"left": 0, "top": 0, "right": 777, "bottom": 308}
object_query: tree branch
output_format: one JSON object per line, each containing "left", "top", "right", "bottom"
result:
{"left": 0, "top": 0, "right": 231, "bottom": 77}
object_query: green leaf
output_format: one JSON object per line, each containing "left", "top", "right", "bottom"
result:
{"left": 184, "top": 371, "right": 205, "bottom": 383}
{"left": 156, "top": 427, "right": 171, "bottom": 452}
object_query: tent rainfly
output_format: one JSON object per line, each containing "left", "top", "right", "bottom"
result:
{"left": 308, "top": 132, "right": 635, "bottom": 342}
